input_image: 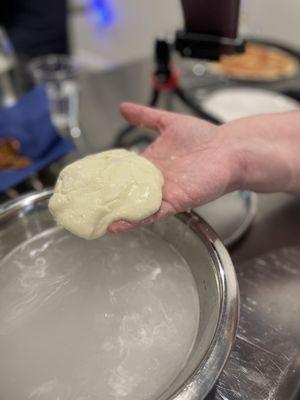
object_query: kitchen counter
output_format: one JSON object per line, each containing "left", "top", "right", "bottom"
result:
{"left": 78, "top": 57, "right": 300, "bottom": 260}
{"left": 215, "top": 195, "right": 300, "bottom": 400}
{"left": 79, "top": 58, "right": 300, "bottom": 399}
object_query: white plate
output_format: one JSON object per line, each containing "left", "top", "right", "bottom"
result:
{"left": 194, "top": 191, "right": 257, "bottom": 247}
{"left": 201, "top": 87, "right": 299, "bottom": 123}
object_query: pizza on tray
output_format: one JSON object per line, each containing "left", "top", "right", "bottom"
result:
{"left": 210, "top": 43, "right": 299, "bottom": 81}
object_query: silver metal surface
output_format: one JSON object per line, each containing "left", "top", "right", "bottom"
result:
{"left": 215, "top": 193, "right": 300, "bottom": 400}
{"left": 0, "top": 190, "right": 239, "bottom": 400}
{"left": 213, "top": 246, "right": 300, "bottom": 400}
{"left": 76, "top": 59, "right": 300, "bottom": 399}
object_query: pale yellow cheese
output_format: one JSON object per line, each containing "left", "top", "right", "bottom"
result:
{"left": 49, "top": 149, "right": 164, "bottom": 239}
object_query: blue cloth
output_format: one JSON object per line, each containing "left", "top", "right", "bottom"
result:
{"left": 0, "top": 85, "right": 74, "bottom": 191}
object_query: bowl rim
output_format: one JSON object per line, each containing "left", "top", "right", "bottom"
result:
{"left": 0, "top": 189, "right": 239, "bottom": 400}
{"left": 169, "top": 212, "right": 239, "bottom": 400}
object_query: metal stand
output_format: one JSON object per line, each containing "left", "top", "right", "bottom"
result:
{"left": 113, "top": 38, "right": 221, "bottom": 148}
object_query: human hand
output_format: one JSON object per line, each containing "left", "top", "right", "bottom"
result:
{"left": 109, "top": 102, "right": 239, "bottom": 233}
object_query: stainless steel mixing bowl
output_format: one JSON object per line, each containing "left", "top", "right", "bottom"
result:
{"left": 0, "top": 190, "right": 239, "bottom": 400}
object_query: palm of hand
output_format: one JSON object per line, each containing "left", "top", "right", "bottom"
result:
{"left": 110, "top": 103, "right": 234, "bottom": 233}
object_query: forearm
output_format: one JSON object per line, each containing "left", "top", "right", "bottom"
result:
{"left": 110, "top": 103, "right": 300, "bottom": 233}
{"left": 220, "top": 110, "right": 300, "bottom": 194}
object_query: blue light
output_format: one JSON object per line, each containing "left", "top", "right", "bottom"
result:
{"left": 90, "top": 0, "right": 115, "bottom": 26}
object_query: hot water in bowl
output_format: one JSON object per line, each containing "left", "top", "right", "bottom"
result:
{"left": 0, "top": 191, "right": 238, "bottom": 400}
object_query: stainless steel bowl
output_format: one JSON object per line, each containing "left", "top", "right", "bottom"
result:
{"left": 0, "top": 190, "right": 239, "bottom": 400}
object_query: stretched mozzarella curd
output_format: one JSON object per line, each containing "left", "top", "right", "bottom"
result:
{"left": 49, "top": 149, "right": 164, "bottom": 239}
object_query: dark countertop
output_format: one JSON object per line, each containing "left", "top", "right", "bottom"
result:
{"left": 231, "top": 192, "right": 300, "bottom": 263}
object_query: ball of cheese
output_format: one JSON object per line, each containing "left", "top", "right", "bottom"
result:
{"left": 49, "top": 149, "right": 164, "bottom": 239}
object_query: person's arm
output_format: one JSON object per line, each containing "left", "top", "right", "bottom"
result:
{"left": 109, "top": 103, "right": 300, "bottom": 233}
{"left": 221, "top": 110, "right": 300, "bottom": 195}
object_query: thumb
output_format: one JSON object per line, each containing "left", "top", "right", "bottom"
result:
{"left": 120, "top": 102, "right": 172, "bottom": 132}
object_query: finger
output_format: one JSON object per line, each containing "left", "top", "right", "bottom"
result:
{"left": 108, "top": 201, "right": 176, "bottom": 234}
{"left": 120, "top": 102, "right": 172, "bottom": 132}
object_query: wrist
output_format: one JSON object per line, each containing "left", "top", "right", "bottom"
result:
{"left": 215, "top": 123, "right": 247, "bottom": 192}
{"left": 217, "top": 112, "right": 300, "bottom": 194}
